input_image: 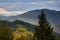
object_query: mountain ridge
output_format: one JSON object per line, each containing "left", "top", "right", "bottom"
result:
{"left": 0, "top": 9, "right": 60, "bottom": 33}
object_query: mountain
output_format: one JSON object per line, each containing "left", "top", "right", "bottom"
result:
{"left": 0, "top": 20, "right": 16, "bottom": 30}
{"left": 13, "top": 20, "right": 35, "bottom": 32}
{"left": 0, "top": 9, "right": 60, "bottom": 33}
{"left": 7, "top": 9, "right": 60, "bottom": 25}
{"left": 0, "top": 15, "right": 8, "bottom": 20}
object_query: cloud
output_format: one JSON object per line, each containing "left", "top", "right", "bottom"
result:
{"left": 0, "top": 0, "right": 60, "bottom": 12}
{"left": 27, "top": 0, "right": 60, "bottom": 11}
{"left": 28, "top": 1, "right": 55, "bottom": 5}
{"left": 0, "top": 2, "right": 20, "bottom": 8}
{"left": 0, "top": 8, "right": 25, "bottom": 16}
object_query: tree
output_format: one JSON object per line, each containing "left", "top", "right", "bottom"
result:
{"left": 0, "top": 21, "right": 14, "bottom": 40}
{"left": 16, "top": 35, "right": 25, "bottom": 40}
{"left": 33, "top": 10, "right": 56, "bottom": 40}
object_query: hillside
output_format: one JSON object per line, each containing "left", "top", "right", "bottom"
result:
{"left": 0, "top": 9, "right": 60, "bottom": 33}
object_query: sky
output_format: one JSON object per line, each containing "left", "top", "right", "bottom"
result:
{"left": 0, "top": 0, "right": 60, "bottom": 16}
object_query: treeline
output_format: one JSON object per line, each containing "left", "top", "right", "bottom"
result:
{"left": 0, "top": 21, "right": 14, "bottom": 40}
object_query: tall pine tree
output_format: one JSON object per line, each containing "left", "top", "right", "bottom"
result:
{"left": 33, "top": 10, "right": 56, "bottom": 40}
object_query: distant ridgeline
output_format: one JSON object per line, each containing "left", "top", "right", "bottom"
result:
{"left": 0, "top": 20, "right": 35, "bottom": 32}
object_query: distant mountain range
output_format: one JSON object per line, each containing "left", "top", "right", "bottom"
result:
{"left": 0, "top": 9, "right": 60, "bottom": 33}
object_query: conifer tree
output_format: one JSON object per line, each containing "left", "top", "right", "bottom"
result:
{"left": 33, "top": 10, "right": 56, "bottom": 40}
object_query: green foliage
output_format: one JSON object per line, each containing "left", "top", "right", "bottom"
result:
{"left": 0, "top": 21, "right": 14, "bottom": 40}
{"left": 33, "top": 10, "right": 56, "bottom": 40}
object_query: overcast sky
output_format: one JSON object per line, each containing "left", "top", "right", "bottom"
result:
{"left": 0, "top": 0, "right": 60, "bottom": 16}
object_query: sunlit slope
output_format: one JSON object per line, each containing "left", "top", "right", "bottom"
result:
{"left": 13, "top": 24, "right": 34, "bottom": 40}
